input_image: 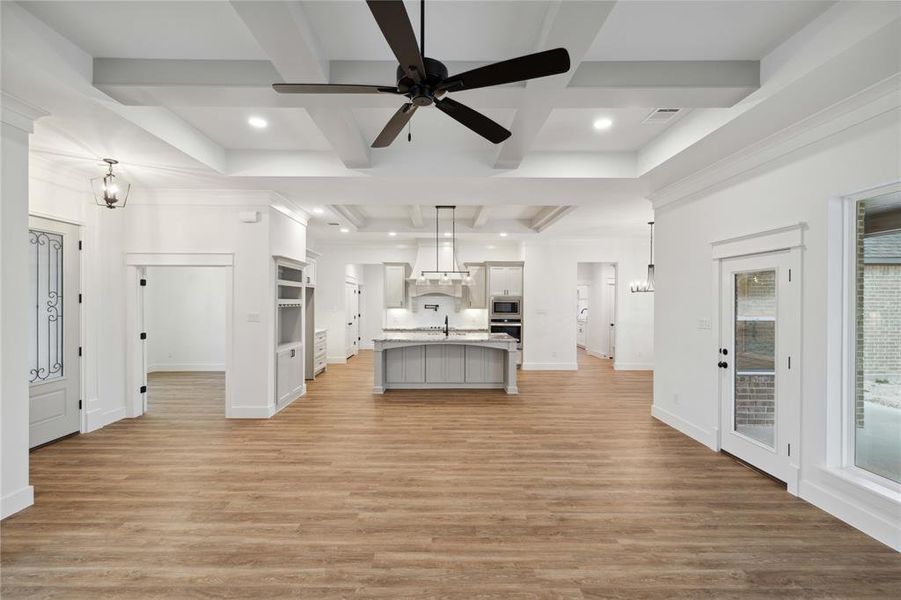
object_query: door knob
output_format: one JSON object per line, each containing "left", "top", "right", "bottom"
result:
{"left": 718, "top": 361, "right": 728, "bottom": 369}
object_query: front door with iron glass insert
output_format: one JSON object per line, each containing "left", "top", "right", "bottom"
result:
{"left": 28, "top": 216, "right": 80, "bottom": 448}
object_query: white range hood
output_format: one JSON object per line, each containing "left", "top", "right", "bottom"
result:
{"left": 407, "top": 241, "right": 467, "bottom": 309}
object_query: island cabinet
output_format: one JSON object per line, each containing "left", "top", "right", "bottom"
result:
{"left": 425, "top": 345, "right": 465, "bottom": 382}
{"left": 385, "top": 346, "right": 425, "bottom": 383}
{"left": 463, "top": 346, "right": 505, "bottom": 383}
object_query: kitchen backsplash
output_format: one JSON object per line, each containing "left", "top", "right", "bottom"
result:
{"left": 385, "top": 296, "right": 487, "bottom": 329}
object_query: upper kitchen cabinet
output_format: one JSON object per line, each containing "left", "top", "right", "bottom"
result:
{"left": 384, "top": 263, "right": 411, "bottom": 308}
{"left": 465, "top": 263, "right": 487, "bottom": 308}
{"left": 305, "top": 249, "right": 320, "bottom": 286}
{"left": 488, "top": 264, "right": 523, "bottom": 297}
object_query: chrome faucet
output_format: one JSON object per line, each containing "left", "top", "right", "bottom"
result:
{"left": 444, "top": 315, "right": 449, "bottom": 337}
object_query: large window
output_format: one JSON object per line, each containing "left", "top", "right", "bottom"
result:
{"left": 854, "top": 194, "right": 901, "bottom": 483}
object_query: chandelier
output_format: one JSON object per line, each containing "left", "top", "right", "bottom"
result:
{"left": 631, "top": 221, "right": 655, "bottom": 293}
{"left": 91, "top": 158, "right": 131, "bottom": 209}
{"left": 416, "top": 205, "right": 472, "bottom": 285}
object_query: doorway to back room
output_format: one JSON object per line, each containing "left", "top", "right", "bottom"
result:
{"left": 142, "top": 266, "right": 227, "bottom": 417}
{"left": 576, "top": 262, "right": 616, "bottom": 367}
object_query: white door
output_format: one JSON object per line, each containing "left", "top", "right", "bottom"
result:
{"left": 28, "top": 217, "right": 80, "bottom": 447}
{"left": 603, "top": 277, "right": 616, "bottom": 358}
{"left": 719, "top": 251, "right": 800, "bottom": 488}
{"left": 345, "top": 281, "right": 358, "bottom": 358}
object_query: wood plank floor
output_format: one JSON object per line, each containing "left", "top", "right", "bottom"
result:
{"left": 2, "top": 352, "right": 899, "bottom": 599}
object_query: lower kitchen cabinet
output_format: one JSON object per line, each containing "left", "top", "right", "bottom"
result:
{"left": 425, "top": 345, "right": 465, "bottom": 383}
{"left": 464, "top": 346, "right": 505, "bottom": 383}
{"left": 386, "top": 346, "right": 425, "bottom": 383}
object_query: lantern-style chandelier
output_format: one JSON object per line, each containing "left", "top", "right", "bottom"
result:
{"left": 91, "top": 158, "right": 131, "bottom": 209}
{"left": 631, "top": 221, "right": 655, "bottom": 293}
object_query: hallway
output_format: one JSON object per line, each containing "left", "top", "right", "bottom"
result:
{"left": 2, "top": 354, "right": 898, "bottom": 598}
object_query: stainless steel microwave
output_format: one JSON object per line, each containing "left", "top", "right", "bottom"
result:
{"left": 490, "top": 296, "right": 522, "bottom": 319}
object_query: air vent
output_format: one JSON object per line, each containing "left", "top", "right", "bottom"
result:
{"left": 643, "top": 108, "right": 681, "bottom": 124}
{"left": 327, "top": 222, "right": 341, "bottom": 227}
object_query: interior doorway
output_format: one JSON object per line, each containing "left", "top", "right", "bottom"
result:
{"left": 27, "top": 216, "right": 81, "bottom": 448}
{"left": 575, "top": 262, "right": 616, "bottom": 366}
{"left": 141, "top": 266, "right": 227, "bottom": 416}
{"left": 345, "top": 279, "right": 360, "bottom": 359}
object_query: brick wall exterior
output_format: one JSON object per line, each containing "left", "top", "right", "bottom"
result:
{"left": 862, "top": 264, "right": 901, "bottom": 378}
{"left": 855, "top": 201, "right": 866, "bottom": 428}
{"left": 735, "top": 375, "right": 775, "bottom": 426}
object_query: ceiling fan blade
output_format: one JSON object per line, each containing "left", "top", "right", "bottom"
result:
{"left": 372, "top": 103, "right": 418, "bottom": 148}
{"left": 434, "top": 97, "right": 511, "bottom": 144}
{"left": 273, "top": 83, "right": 399, "bottom": 94}
{"left": 438, "top": 48, "right": 570, "bottom": 92}
{"left": 366, "top": 0, "right": 426, "bottom": 82}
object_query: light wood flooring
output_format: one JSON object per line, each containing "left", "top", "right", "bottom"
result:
{"left": 2, "top": 352, "right": 899, "bottom": 599}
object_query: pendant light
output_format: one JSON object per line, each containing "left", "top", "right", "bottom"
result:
{"left": 419, "top": 205, "right": 471, "bottom": 284}
{"left": 91, "top": 158, "right": 131, "bottom": 209}
{"left": 631, "top": 221, "right": 655, "bottom": 293}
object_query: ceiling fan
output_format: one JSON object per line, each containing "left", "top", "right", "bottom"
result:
{"left": 272, "top": 0, "right": 570, "bottom": 147}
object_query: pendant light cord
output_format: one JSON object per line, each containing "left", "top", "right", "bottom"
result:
{"left": 648, "top": 221, "right": 655, "bottom": 264}
{"left": 420, "top": 0, "right": 425, "bottom": 58}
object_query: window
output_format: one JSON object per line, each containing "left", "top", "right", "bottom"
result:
{"left": 28, "top": 229, "right": 65, "bottom": 383}
{"left": 853, "top": 194, "right": 901, "bottom": 483}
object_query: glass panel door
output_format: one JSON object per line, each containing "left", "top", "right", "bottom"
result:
{"left": 733, "top": 270, "right": 777, "bottom": 448}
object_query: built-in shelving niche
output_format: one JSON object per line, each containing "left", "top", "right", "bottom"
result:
{"left": 277, "top": 263, "right": 304, "bottom": 348}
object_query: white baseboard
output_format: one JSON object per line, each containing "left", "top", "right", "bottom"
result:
{"left": 102, "top": 407, "right": 126, "bottom": 426}
{"left": 800, "top": 479, "right": 901, "bottom": 551}
{"left": 85, "top": 402, "right": 125, "bottom": 433}
{"left": 227, "top": 404, "right": 275, "bottom": 419}
{"left": 327, "top": 355, "right": 347, "bottom": 364}
{"left": 614, "top": 361, "right": 654, "bottom": 371}
{"left": 586, "top": 348, "right": 611, "bottom": 359}
{"left": 651, "top": 404, "right": 717, "bottom": 450}
{"left": 274, "top": 386, "right": 305, "bottom": 415}
{"left": 1, "top": 485, "right": 34, "bottom": 520}
{"left": 148, "top": 363, "right": 225, "bottom": 373}
{"left": 521, "top": 362, "right": 578, "bottom": 371}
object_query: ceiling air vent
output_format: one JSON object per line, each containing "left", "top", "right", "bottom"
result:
{"left": 643, "top": 108, "right": 681, "bottom": 124}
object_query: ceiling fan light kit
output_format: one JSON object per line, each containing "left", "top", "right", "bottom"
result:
{"left": 272, "top": 0, "right": 570, "bottom": 148}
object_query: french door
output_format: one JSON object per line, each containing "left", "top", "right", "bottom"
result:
{"left": 719, "top": 250, "right": 800, "bottom": 489}
{"left": 28, "top": 216, "right": 80, "bottom": 447}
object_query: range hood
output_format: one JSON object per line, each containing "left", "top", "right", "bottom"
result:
{"left": 408, "top": 242, "right": 467, "bottom": 309}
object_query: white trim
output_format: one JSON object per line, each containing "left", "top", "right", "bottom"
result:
{"left": 800, "top": 477, "right": 901, "bottom": 552}
{"left": 586, "top": 348, "right": 610, "bottom": 360}
{"left": 327, "top": 355, "right": 347, "bottom": 364}
{"left": 101, "top": 407, "right": 126, "bottom": 427}
{"left": 711, "top": 223, "right": 805, "bottom": 259}
{"left": 521, "top": 362, "right": 578, "bottom": 371}
{"left": 651, "top": 406, "right": 717, "bottom": 450}
{"left": 1, "top": 93, "right": 48, "bottom": 132}
{"left": 125, "top": 253, "right": 233, "bottom": 267}
{"left": 613, "top": 361, "right": 653, "bottom": 371}
{"left": 228, "top": 405, "right": 275, "bottom": 419}
{"left": 147, "top": 363, "right": 226, "bottom": 373}
{"left": 1, "top": 486, "right": 35, "bottom": 520}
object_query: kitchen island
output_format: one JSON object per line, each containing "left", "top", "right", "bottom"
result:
{"left": 372, "top": 332, "right": 518, "bottom": 394}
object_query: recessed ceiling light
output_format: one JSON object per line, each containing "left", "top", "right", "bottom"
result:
{"left": 248, "top": 116, "right": 268, "bottom": 129}
{"left": 339, "top": 228, "right": 349, "bottom": 233}
{"left": 388, "top": 231, "right": 397, "bottom": 237}
{"left": 312, "top": 207, "right": 324, "bottom": 214}
{"left": 593, "top": 118, "right": 613, "bottom": 131}
{"left": 499, "top": 232, "right": 508, "bottom": 237}
{"left": 487, "top": 245, "right": 496, "bottom": 249}
{"left": 443, "top": 232, "right": 452, "bottom": 237}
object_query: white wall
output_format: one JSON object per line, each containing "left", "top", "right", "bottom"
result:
{"left": 522, "top": 239, "right": 653, "bottom": 371}
{"left": 359, "top": 264, "right": 383, "bottom": 350}
{"left": 144, "top": 266, "right": 226, "bottom": 372}
{"left": 653, "top": 110, "right": 900, "bottom": 549}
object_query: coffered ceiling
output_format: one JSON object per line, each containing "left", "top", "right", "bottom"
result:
{"left": 6, "top": 0, "right": 888, "bottom": 242}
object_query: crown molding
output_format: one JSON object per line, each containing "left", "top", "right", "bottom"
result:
{"left": 649, "top": 75, "right": 901, "bottom": 213}
{"left": 1, "top": 92, "right": 49, "bottom": 133}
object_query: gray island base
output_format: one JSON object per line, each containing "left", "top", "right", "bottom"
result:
{"left": 372, "top": 332, "right": 518, "bottom": 395}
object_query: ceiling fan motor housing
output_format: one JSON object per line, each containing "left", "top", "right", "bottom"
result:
{"left": 397, "top": 57, "right": 448, "bottom": 106}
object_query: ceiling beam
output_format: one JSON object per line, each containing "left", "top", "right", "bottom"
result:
{"left": 330, "top": 204, "right": 368, "bottom": 229}
{"left": 531, "top": 206, "right": 576, "bottom": 233}
{"left": 93, "top": 58, "right": 758, "bottom": 110}
{"left": 228, "top": 1, "right": 371, "bottom": 168}
{"left": 408, "top": 205, "right": 424, "bottom": 228}
{"left": 472, "top": 206, "right": 490, "bottom": 229}
{"left": 494, "top": 1, "right": 617, "bottom": 170}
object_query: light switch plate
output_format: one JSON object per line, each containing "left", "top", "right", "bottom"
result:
{"left": 697, "top": 318, "right": 712, "bottom": 330}
{"left": 247, "top": 312, "right": 261, "bottom": 323}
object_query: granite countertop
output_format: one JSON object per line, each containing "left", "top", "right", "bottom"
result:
{"left": 382, "top": 327, "right": 489, "bottom": 332}
{"left": 373, "top": 332, "right": 516, "bottom": 343}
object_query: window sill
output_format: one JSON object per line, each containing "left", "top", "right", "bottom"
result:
{"left": 819, "top": 465, "right": 901, "bottom": 504}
